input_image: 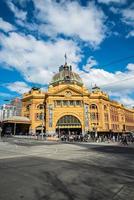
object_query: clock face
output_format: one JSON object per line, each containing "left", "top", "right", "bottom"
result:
{"left": 65, "top": 91, "right": 72, "bottom": 97}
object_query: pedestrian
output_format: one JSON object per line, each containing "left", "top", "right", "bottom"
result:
{"left": 123, "top": 136, "right": 128, "bottom": 146}
{"left": 120, "top": 136, "right": 128, "bottom": 146}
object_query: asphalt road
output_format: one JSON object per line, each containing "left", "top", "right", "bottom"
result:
{"left": 0, "top": 138, "right": 134, "bottom": 200}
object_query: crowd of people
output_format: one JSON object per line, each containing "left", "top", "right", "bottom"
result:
{"left": 58, "top": 132, "right": 134, "bottom": 145}
{"left": 1, "top": 127, "right": 134, "bottom": 146}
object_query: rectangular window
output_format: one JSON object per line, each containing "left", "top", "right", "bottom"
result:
{"left": 76, "top": 100, "right": 81, "bottom": 106}
{"left": 105, "top": 123, "right": 109, "bottom": 130}
{"left": 57, "top": 100, "right": 61, "bottom": 106}
{"left": 96, "top": 113, "right": 99, "bottom": 120}
{"left": 104, "top": 113, "right": 108, "bottom": 121}
{"left": 69, "top": 100, "right": 74, "bottom": 106}
{"left": 63, "top": 100, "right": 68, "bottom": 106}
{"left": 90, "top": 113, "right": 95, "bottom": 120}
{"left": 7, "top": 110, "right": 10, "bottom": 118}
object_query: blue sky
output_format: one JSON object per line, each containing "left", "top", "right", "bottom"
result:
{"left": 0, "top": 0, "right": 134, "bottom": 106}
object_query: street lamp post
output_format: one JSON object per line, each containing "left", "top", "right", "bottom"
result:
{"left": 14, "top": 123, "right": 16, "bottom": 135}
{"left": 41, "top": 118, "right": 44, "bottom": 140}
{"left": 0, "top": 127, "right": 2, "bottom": 140}
{"left": 58, "top": 126, "right": 60, "bottom": 138}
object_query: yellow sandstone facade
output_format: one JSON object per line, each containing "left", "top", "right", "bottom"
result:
{"left": 22, "top": 62, "right": 134, "bottom": 135}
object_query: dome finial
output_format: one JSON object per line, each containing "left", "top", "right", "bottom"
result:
{"left": 64, "top": 53, "right": 67, "bottom": 65}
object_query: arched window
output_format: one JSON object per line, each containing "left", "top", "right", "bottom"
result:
{"left": 37, "top": 104, "right": 44, "bottom": 110}
{"left": 104, "top": 105, "right": 107, "bottom": 111}
{"left": 26, "top": 104, "right": 30, "bottom": 111}
{"left": 90, "top": 113, "right": 99, "bottom": 121}
{"left": 90, "top": 104, "right": 98, "bottom": 110}
{"left": 57, "top": 115, "right": 81, "bottom": 126}
{"left": 104, "top": 105, "right": 108, "bottom": 122}
{"left": 90, "top": 104, "right": 99, "bottom": 122}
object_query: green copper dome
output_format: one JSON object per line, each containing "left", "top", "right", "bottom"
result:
{"left": 50, "top": 63, "right": 83, "bottom": 86}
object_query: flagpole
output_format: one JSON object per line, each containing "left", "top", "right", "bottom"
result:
{"left": 64, "top": 53, "right": 67, "bottom": 64}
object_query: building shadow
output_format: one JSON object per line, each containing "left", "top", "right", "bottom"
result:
{"left": 0, "top": 150, "right": 134, "bottom": 200}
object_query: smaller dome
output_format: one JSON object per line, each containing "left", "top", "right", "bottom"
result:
{"left": 92, "top": 84, "right": 100, "bottom": 91}
{"left": 31, "top": 87, "right": 40, "bottom": 91}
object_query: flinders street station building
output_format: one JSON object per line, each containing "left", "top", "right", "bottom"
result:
{"left": 21, "top": 62, "right": 134, "bottom": 136}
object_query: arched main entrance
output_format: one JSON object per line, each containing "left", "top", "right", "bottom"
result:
{"left": 56, "top": 115, "right": 82, "bottom": 136}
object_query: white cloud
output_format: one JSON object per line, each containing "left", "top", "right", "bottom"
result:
{"left": 33, "top": 0, "right": 107, "bottom": 47}
{"left": 0, "top": 92, "right": 14, "bottom": 98}
{"left": 120, "top": 5, "right": 134, "bottom": 37}
{"left": 79, "top": 62, "right": 134, "bottom": 106}
{"left": 109, "top": 7, "right": 119, "bottom": 14}
{"left": 6, "top": 81, "right": 30, "bottom": 94}
{"left": 0, "top": 17, "right": 15, "bottom": 32}
{"left": 109, "top": 4, "right": 134, "bottom": 38}
{"left": 126, "top": 63, "right": 134, "bottom": 71}
{"left": 82, "top": 65, "right": 134, "bottom": 93}
{"left": 122, "top": 6, "right": 134, "bottom": 26}
{"left": 0, "top": 32, "right": 82, "bottom": 85}
{"left": 15, "top": 19, "right": 38, "bottom": 31}
{"left": 114, "top": 96, "right": 134, "bottom": 107}
{"left": 14, "top": 0, "right": 30, "bottom": 8}
{"left": 7, "top": 1, "right": 27, "bottom": 21}
{"left": 126, "top": 30, "right": 134, "bottom": 38}
{"left": 81, "top": 68, "right": 116, "bottom": 89}
{"left": 98, "top": 0, "right": 127, "bottom": 4}
{"left": 1, "top": 29, "right": 134, "bottom": 106}
{"left": 83, "top": 56, "right": 98, "bottom": 72}
{"left": 108, "top": 90, "right": 134, "bottom": 107}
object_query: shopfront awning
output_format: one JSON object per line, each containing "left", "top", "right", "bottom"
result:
{"left": 3, "top": 116, "right": 31, "bottom": 124}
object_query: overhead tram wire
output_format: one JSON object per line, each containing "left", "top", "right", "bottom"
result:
{"left": 79, "top": 54, "right": 134, "bottom": 77}
{"left": 0, "top": 80, "right": 31, "bottom": 103}
{"left": 99, "top": 75, "right": 134, "bottom": 89}
{"left": 86, "top": 75, "right": 134, "bottom": 91}
{"left": 96, "top": 54, "right": 134, "bottom": 69}
{"left": 0, "top": 78, "right": 46, "bottom": 97}
{"left": 0, "top": 54, "right": 134, "bottom": 93}
{"left": 77, "top": 54, "right": 134, "bottom": 89}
